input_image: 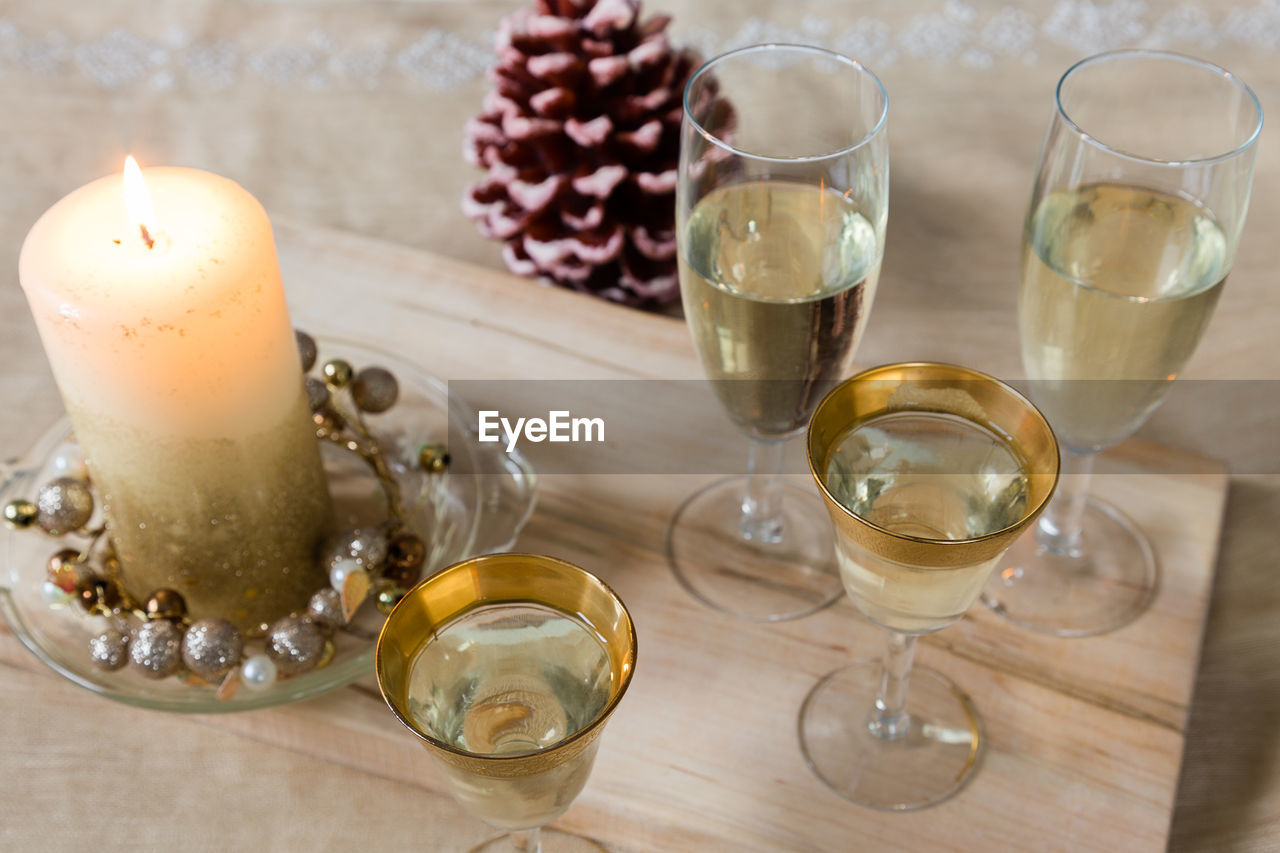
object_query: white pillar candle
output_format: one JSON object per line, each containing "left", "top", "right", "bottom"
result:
{"left": 19, "top": 163, "right": 331, "bottom": 630}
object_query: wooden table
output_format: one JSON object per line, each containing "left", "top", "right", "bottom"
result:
{"left": 0, "top": 220, "right": 1245, "bottom": 851}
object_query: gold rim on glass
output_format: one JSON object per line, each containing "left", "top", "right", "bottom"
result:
{"left": 375, "top": 552, "right": 637, "bottom": 776}
{"left": 806, "top": 362, "right": 1061, "bottom": 568}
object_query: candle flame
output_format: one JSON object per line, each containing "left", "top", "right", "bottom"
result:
{"left": 123, "top": 155, "right": 157, "bottom": 249}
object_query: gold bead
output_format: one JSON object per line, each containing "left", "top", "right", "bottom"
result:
{"left": 322, "top": 359, "right": 353, "bottom": 388}
{"left": 385, "top": 533, "right": 426, "bottom": 575}
{"left": 316, "top": 639, "right": 336, "bottom": 669}
{"left": 75, "top": 581, "right": 97, "bottom": 612}
{"left": 380, "top": 560, "right": 419, "bottom": 589}
{"left": 145, "top": 588, "right": 188, "bottom": 621}
{"left": 418, "top": 444, "right": 450, "bottom": 474}
{"left": 47, "top": 548, "right": 84, "bottom": 593}
{"left": 3, "top": 499, "right": 37, "bottom": 529}
{"left": 75, "top": 577, "right": 120, "bottom": 614}
{"left": 376, "top": 585, "right": 407, "bottom": 615}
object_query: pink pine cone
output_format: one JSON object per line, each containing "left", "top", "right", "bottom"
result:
{"left": 462, "top": 0, "right": 697, "bottom": 309}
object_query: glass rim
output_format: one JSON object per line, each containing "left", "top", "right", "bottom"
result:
{"left": 806, "top": 362, "right": 1061, "bottom": 560}
{"left": 1054, "top": 49, "right": 1263, "bottom": 167}
{"left": 682, "top": 42, "right": 889, "bottom": 164}
{"left": 374, "top": 552, "right": 637, "bottom": 764}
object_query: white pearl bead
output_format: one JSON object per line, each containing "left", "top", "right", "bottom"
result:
{"left": 241, "top": 654, "right": 278, "bottom": 690}
{"left": 41, "top": 580, "right": 73, "bottom": 608}
{"left": 50, "top": 444, "right": 89, "bottom": 481}
{"left": 330, "top": 558, "right": 362, "bottom": 591}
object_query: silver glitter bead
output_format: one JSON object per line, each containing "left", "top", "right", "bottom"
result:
{"left": 88, "top": 629, "right": 129, "bottom": 671}
{"left": 129, "top": 620, "right": 182, "bottom": 679}
{"left": 325, "top": 527, "right": 387, "bottom": 571}
{"left": 182, "top": 618, "right": 245, "bottom": 681}
{"left": 351, "top": 367, "right": 399, "bottom": 413}
{"left": 296, "top": 330, "right": 318, "bottom": 372}
{"left": 305, "top": 376, "right": 330, "bottom": 412}
{"left": 348, "top": 528, "right": 387, "bottom": 568}
{"left": 241, "top": 654, "right": 277, "bottom": 690}
{"left": 265, "top": 614, "right": 327, "bottom": 675}
{"left": 307, "top": 588, "right": 345, "bottom": 630}
{"left": 36, "top": 477, "right": 94, "bottom": 535}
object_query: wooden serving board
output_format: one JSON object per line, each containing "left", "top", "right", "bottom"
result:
{"left": 3, "top": 220, "right": 1226, "bottom": 852}
{"left": 271, "top": 220, "right": 1227, "bottom": 852}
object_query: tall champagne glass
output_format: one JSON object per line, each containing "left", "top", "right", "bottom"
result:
{"left": 376, "top": 554, "right": 636, "bottom": 853}
{"left": 982, "top": 51, "right": 1262, "bottom": 636}
{"left": 668, "top": 44, "right": 889, "bottom": 621}
{"left": 803, "top": 363, "right": 1059, "bottom": 809}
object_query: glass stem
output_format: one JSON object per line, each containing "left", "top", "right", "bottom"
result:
{"left": 509, "top": 828, "right": 541, "bottom": 853}
{"left": 1035, "top": 447, "right": 1096, "bottom": 555}
{"left": 869, "top": 630, "right": 916, "bottom": 740}
{"left": 740, "top": 436, "right": 786, "bottom": 544}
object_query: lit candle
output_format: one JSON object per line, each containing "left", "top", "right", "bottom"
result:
{"left": 19, "top": 161, "right": 331, "bottom": 630}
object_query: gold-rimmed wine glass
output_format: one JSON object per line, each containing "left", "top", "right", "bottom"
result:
{"left": 802, "top": 363, "right": 1059, "bottom": 809}
{"left": 376, "top": 553, "right": 636, "bottom": 852}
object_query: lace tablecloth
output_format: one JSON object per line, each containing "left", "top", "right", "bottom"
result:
{"left": 1, "top": 2, "right": 1278, "bottom": 851}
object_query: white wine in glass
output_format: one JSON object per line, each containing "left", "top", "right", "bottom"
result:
{"left": 1020, "top": 182, "right": 1227, "bottom": 451}
{"left": 377, "top": 554, "right": 636, "bottom": 853}
{"left": 669, "top": 44, "right": 889, "bottom": 622}
{"left": 983, "top": 50, "right": 1262, "bottom": 637}
{"left": 681, "top": 180, "right": 880, "bottom": 437}
{"left": 823, "top": 410, "right": 1029, "bottom": 633}
{"left": 406, "top": 603, "right": 613, "bottom": 830}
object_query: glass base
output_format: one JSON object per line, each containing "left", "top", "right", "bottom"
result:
{"left": 665, "top": 476, "right": 842, "bottom": 622}
{"left": 472, "top": 828, "right": 606, "bottom": 853}
{"left": 981, "top": 496, "right": 1157, "bottom": 637}
{"left": 798, "top": 660, "right": 983, "bottom": 810}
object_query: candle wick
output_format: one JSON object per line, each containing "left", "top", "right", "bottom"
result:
{"left": 139, "top": 223, "right": 155, "bottom": 250}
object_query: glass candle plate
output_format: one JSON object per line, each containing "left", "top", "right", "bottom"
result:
{"left": 0, "top": 335, "right": 537, "bottom": 713}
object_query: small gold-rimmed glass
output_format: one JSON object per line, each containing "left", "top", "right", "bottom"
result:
{"left": 802, "top": 363, "right": 1059, "bottom": 809}
{"left": 376, "top": 553, "right": 636, "bottom": 853}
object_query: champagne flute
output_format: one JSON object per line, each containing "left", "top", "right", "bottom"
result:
{"left": 803, "top": 363, "right": 1059, "bottom": 809}
{"left": 982, "top": 50, "right": 1263, "bottom": 636}
{"left": 668, "top": 44, "right": 889, "bottom": 621}
{"left": 376, "top": 553, "right": 636, "bottom": 853}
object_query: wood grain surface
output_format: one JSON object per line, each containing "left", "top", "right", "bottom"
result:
{"left": 2, "top": 222, "right": 1229, "bottom": 851}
